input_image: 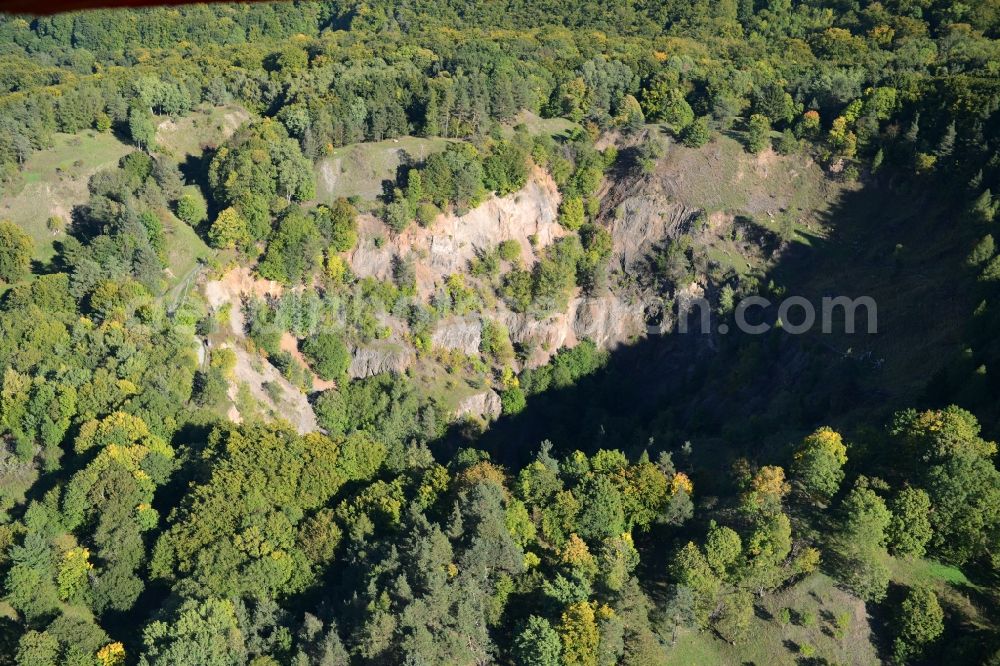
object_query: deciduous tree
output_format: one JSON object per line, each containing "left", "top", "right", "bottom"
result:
{"left": 893, "top": 586, "right": 944, "bottom": 664}
{"left": 0, "top": 221, "right": 33, "bottom": 283}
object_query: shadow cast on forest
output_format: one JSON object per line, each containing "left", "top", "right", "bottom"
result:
{"left": 436, "top": 169, "right": 982, "bottom": 484}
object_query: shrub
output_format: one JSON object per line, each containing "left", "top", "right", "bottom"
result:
{"left": 558, "top": 196, "right": 585, "bottom": 231}
{"left": 501, "top": 386, "right": 526, "bottom": 415}
{"left": 384, "top": 200, "right": 412, "bottom": 234}
{"left": 483, "top": 140, "right": 529, "bottom": 196}
{"left": 415, "top": 202, "right": 440, "bottom": 227}
{"left": 775, "top": 129, "right": 798, "bottom": 155}
{"left": 46, "top": 216, "right": 66, "bottom": 234}
{"left": 176, "top": 191, "right": 208, "bottom": 226}
{"left": 316, "top": 198, "right": 358, "bottom": 251}
{"left": 498, "top": 239, "right": 521, "bottom": 262}
{"left": 303, "top": 333, "right": 351, "bottom": 381}
{"left": 480, "top": 319, "right": 514, "bottom": 366}
{"left": 747, "top": 114, "right": 771, "bottom": 153}
{"left": 967, "top": 235, "right": 995, "bottom": 266}
{"left": 680, "top": 116, "right": 711, "bottom": 148}
{"left": 893, "top": 586, "right": 944, "bottom": 663}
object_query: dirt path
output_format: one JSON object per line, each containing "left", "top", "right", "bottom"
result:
{"left": 167, "top": 264, "right": 203, "bottom": 314}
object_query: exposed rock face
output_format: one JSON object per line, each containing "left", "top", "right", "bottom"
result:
{"left": 455, "top": 390, "right": 502, "bottom": 420}
{"left": 349, "top": 342, "right": 415, "bottom": 378}
{"left": 343, "top": 165, "right": 664, "bottom": 370}
{"left": 348, "top": 167, "right": 566, "bottom": 295}
{"left": 345, "top": 218, "right": 395, "bottom": 283}
{"left": 431, "top": 316, "right": 482, "bottom": 355}
{"left": 494, "top": 295, "right": 645, "bottom": 368}
{"left": 501, "top": 308, "right": 578, "bottom": 368}
{"left": 202, "top": 134, "right": 839, "bottom": 436}
{"left": 203, "top": 269, "right": 321, "bottom": 434}
{"left": 601, "top": 173, "right": 700, "bottom": 273}
{"left": 571, "top": 295, "right": 645, "bottom": 349}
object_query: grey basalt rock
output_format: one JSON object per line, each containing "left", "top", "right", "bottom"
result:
{"left": 430, "top": 316, "right": 483, "bottom": 355}
{"left": 348, "top": 342, "right": 415, "bottom": 378}
{"left": 455, "top": 390, "right": 502, "bottom": 420}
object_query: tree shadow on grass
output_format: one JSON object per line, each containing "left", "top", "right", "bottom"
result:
{"left": 755, "top": 604, "right": 774, "bottom": 621}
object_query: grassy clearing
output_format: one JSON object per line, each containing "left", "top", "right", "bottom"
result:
{"left": 409, "top": 356, "right": 488, "bottom": 414}
{"left": 660, "top": 131, "right": 840, "bottom": 230}
{"left": 647, "top": 127, "right": 969, "bottom": 414}
{"left": 888, "top": 557, "right": 995, "bottom": 634}
{"left": 0, "top": 601, "right": 17, "bottom": 620}
{"left": 160, "top": 202, "right": 212, "bottom": 295}
{"left": 315, "top": 136, "right": 453, "bottom": 202}
{"left": 0, "top": 447, "right": 38, "bottom": 523}
{"left": 891, "top": 558, "right": 974, "bottom": 588}
{"left": 641, "top": 129, "right": 841, "bottom": 288}
{"left": 0, "top": 131, "right": 132, "bottom": 263}
{"left": 503, "top": 110, "right": 578, "bottom": 138}
{"left": 0, "top": 125, "right": 214, "bottom": 294}
{"left": 665, "top": 573, "right": 878, "bottom": 666}
{"left": 316, "top": 113, "right": 577, "bottom": 204}
{"left": 664, "top": 629, "right": 726, "bottom": 665}
{"left": 155, "top": 103, "right": 250, "bottom": 158}
{"left": 667, "top": 556, "right": 995, "bottom": 665}
{"left": 705, "top": 245, "right": 756, "bottom": 278}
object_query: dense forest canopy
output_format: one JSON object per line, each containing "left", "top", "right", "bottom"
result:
{"left": 0, "top": 0, "right": 999, "bottom": 665}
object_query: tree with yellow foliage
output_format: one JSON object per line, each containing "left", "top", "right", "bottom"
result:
{"left": 560, "top": 533, "right": 598, "bottom": 578}
{"left": 97, "top": 642, "right": 126, "bottom": 666}
{"left": 598, "top": 533, "right": 639, "bottom": 592}
{"left": 57, "top": 546, "right": 93, "bottom": 602}
{"left": 559, "top": 601, "right": 601, "bottom": 666}
{"left": 208, "top": 206, "right": 253, "bottom": 251}
{"left": 742, "top": 465, "right": 790, "bottom": 516}
{"left": 792, "top": 426, "right": 848, "bottom": 504}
